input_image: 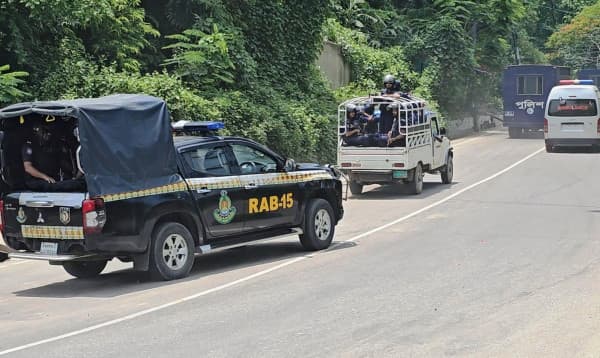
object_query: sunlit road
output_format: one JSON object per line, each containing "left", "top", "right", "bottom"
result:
{"left": 3, "top": 129, "right": 600, "bottom": 357}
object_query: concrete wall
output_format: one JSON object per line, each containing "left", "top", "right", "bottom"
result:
{"left": 317, "top": 41, "right": 351, "bottom": 89}
{"left": 446, "top": 114, "right": 501, "bottom": 139}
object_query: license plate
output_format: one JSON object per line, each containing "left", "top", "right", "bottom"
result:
{"left": 40, "top": 242, "right": 58, "bottom": 255}
{"left": 393, "top": 170, "right": 408, "bottom": 179}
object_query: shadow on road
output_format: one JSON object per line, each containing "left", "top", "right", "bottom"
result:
{"left": 550, "top": 146, "right": 600, "bottom": 154}
{"left": 13, "top": 240, "right": 356, "bottom": 298}
{"left": 511, "top": 130, "right": 544, "bottom": 140}
{"left": 349, "top": 180, "right": 458, "bottom": 201}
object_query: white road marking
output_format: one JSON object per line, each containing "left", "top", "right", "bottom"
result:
{"left": 0, "top": 147, "right": 545, "bottom": 356}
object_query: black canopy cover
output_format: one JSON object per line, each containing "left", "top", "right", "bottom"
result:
{"left": 0, "top": 94, "right": 180, "bottom": 196}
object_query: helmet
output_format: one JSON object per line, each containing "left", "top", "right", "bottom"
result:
{"left": 383, "top": 74, "right": 395, "bottom": 84}
{"left": 345, "top": 103, "right": 357, "bottom": 112}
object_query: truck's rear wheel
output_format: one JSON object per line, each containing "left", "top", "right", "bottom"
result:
{"left": 63, "top": 260, "right": 107, "bottom": 279}
{"left": 508, "top": 127, "right": 521, "bottom": 138}
{"left": 440, "top": 155, "right": 453, "bottom": 184}
{"left": 0, "top": 252, "right": 8, "bottom": 262}
{"left": 149, "top": 222, "right": 195, "bottom": 281}
{"left": 545, "top": 142, "right": 554, "bottom": 153}
{"left": 409, "top": 163, "right": 423, "bottom": 195}
{"left": 299, "top": 199, "right": 335, "bottom": 251}
{"left": 349, "top": 181, "right": 363, "bottom": 195}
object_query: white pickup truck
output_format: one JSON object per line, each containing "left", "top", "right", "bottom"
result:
{"left": 337, "top": 96, "right": 453, "bottom": 195}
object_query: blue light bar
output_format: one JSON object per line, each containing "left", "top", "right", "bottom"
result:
{"left": 172, "top": 120, "right": 225, "bottom": 133}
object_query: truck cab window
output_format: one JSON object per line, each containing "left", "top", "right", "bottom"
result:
{"left": 230, "top": 144, "right": 278, "bottom": 175}
{"left": 181, "top": 146, "right": 233, "bottom": 177}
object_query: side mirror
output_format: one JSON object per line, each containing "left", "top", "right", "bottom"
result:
{"left": 284, "top": 158, "right": 296, "bottom": 172}
{"left": 440, "top": 127, "right": 447, "bottom": 136}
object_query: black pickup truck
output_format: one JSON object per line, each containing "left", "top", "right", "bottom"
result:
{"left": 0, "top": 95, "right": 344, "bottom": 280}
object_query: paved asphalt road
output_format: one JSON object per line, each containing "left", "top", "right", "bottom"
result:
{"left": 2, "top": 129, "right": 600, "bottom": 357}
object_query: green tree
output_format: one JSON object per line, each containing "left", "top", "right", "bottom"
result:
{"left": 163, "top": 25, "right": 235, "bottom": 89}
{"left": 546, "top": 2, "right": 600, "bottom": 69}
{"left": 0, "top": 65, "right": 29, "bottom": 105}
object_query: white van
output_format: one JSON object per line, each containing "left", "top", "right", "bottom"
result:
{"left": 544, "top": 80, "right": 600, "bottom": 152}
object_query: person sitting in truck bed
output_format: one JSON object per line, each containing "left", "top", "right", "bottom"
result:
{"left": 22, "top": 123, "right": 85, "bottom": 192}
{"left": 360, "top": 102, "right": 387, "bottom": 147}
{"left": 342, "top": 104, "right": 368, "bottom": 146}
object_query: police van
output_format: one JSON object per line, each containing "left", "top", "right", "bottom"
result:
{"left": 337, "top": 95, "right": 453, "bottom": 195}
{"left": 544, "top": 80, "right": 600, "bottom": 152}
{"left": 0, "top": 95, "right": 344, "bottom": 280}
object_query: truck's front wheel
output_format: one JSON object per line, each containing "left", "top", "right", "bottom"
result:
{"left": 299, "top": 199, "right": 335, "bottom": 251}
{"left": 149, "top": 222, "right": 195, "bottom": 281}
{"left": 409, "top": 163, "right": 424, "bottom": 195}
{"left": 349, "top": 181, "right": 363, "bottom": 195}
{"left": 63, "top": 260, "right": 107, "bottom": 279}
{"left": 440, "top": 155, "right": 453, "bottom": 184}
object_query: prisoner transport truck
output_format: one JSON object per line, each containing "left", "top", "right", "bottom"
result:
{"left": 337, "top": 95, "right": 453, "bottom": 195}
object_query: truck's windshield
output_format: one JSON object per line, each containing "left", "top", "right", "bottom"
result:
{"left": 548, "top": 99, "right": 598, "bottom": 117}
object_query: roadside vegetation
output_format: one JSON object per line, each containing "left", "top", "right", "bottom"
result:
{"left": 0, "top": 0, "right": 598, "bottom": 163}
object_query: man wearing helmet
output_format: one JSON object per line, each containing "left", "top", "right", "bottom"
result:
{"left": 342, "top": 104, "right": 367, "bottom": 146}
{"left": 381, "top": 74, "right": 411, "bottom": 99}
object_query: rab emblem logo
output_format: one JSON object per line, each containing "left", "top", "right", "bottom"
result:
{"left": 59, "top": 207, "right": 71, "bottom": 225}
{"left": 16, "top": 207, "right": 27, "bottom": 224}
{"left": 213, "top": 190, "right": 236, "bottom": 224}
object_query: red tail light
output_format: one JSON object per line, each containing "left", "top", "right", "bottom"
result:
{"left": 597, "top": 119, "right": 600, "bottom": 135}
{"left": 82, "top": 198, "right": 106, "bottom": 235}
{"left": 0, "top": 200, "right": 4, "bottom": 233}
{"left": 393, "top": 163, "right": 405, "bottom": 168}
{"left": 544, "top": 118, "right": 548, "bottom": 133}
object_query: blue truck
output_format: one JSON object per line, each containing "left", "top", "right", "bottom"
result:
{"left": 502, "top": 64, "right": 571, "bottom": 138}
{"left": 577, "top": 68, "right": 600, "bottom": 85}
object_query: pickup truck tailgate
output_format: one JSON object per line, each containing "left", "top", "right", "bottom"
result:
{"left": 4, "top": 192, "right": 86, "bottom": 241}
{"left": 339, "top": 147, "right": 407, "bottom": 170}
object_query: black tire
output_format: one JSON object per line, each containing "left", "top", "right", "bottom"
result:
{"left": 349, "top": 181, "right": 363, "bottom": 195}
{"left": 63, "top": 260, "right": 107, "bottom": 279}
{"left": 508, "top": 127, "right": 521, "bottom": 138}
{"left": 0, "top": 252, "right": 8, "bottom": 262}
{"left": 441, "top": 155, "right": 453, "bottom": 184}
{"left": 299, "top": 199, "right": 335, "bottom": 251}
{"left": 545, "top": 143, "right": 554, "bottom": 153}
{"left": 149, "top": 222, "right": 195, "bottom": 281}
{"left": 409, "top": 163, "right": 423, "bottom": 195}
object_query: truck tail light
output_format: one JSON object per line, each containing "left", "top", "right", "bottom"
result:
{"left": 82, "top": 198, "right": 106, "bottom": 235}
{"left": 597, "top": 119, "right": 600, "bottom": 135}
{"left": 0, "top": 200, "right": 4, "bottom": 233}
{"left": 340, "top": 162, "right": 361, "bottom": 168}
{"left": 544, "top": 118, "right": 548, "bottom": 133}
{"left": 393, "top": 163, "right": 405, "bottom": 168}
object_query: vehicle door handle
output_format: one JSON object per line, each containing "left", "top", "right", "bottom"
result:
{"left": 196, "top": 188, "right": 211, "bottom": 194}
{"left": 244, "top": 183, "right": 258, "bottom": 190}
{"left": 25, "top": 201, "right": 54, "bottom": 208}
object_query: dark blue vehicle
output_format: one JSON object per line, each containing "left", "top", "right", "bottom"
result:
{"left": 502, "top": 64, "right": 571, "bottom": 138}
{"left": 577, "top": 68, "right": 600, "bottom": 86}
